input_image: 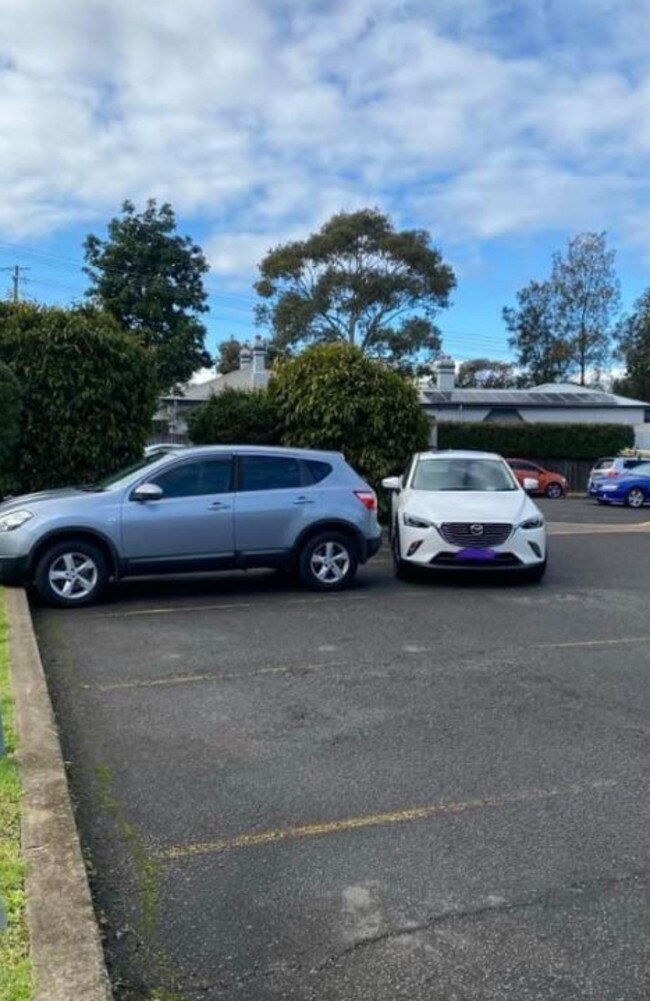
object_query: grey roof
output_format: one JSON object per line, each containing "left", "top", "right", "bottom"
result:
{"left": 162, "top": 367, "right": 270, "bottom": 404}
{"left": 420, "top": 387, "right": 649, "bottom": 408}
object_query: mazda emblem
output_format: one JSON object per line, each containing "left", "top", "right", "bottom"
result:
{"left": 470, "top": 524, "right": 484, "bottom": 537}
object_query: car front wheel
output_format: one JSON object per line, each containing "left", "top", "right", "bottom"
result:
{"left": 34, "top": 538, "right": 109, "bottom": 607}
{"left": 545, "top": 482, "right": 564, "bottom": 499}
{"left": 627, "top": 488, "right": 646, "bottom": 509}
{"left": 298, "top": 532, "right": 358, "bottom": 591}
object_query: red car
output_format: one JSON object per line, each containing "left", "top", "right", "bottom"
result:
{"left": 506, "top": 459, "right": 568, "bottom": 498}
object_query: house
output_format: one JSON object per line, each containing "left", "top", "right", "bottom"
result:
{"left": 153, "top": 336, "right": 270, "bottom": 439}
{"left": 422, "top": 357, "right": 650, "bottom": 444}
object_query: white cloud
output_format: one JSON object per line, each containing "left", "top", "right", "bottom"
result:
{"left": 1, "top": 0, "right": 650, "bottom": 268}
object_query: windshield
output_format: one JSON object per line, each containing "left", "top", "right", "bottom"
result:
{"left": 94, "top": 453, "right": 168, "bottom": 490}
{"left": 630, "top": 462, "right": 650, "bottom": 477}
{"left": 411, "top": 458, "right": 518, "bottom": 492}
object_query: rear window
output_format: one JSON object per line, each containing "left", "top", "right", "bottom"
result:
{"left": 239, "top": 455, "right": 302, "bottom": 491}
{"left": 304, "top": 460, "right": 333, "bottom": 484}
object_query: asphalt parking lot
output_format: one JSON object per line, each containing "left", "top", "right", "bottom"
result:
{"left": 32, "top": 498, "right": 650, "bottom": 1001}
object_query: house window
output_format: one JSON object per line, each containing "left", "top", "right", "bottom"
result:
{"left": 645, "top": 408, "right": 650, "bottom": 423}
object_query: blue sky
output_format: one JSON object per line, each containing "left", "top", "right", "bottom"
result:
{"left": 1, "top": 0, "right": 650, "bottom": 364}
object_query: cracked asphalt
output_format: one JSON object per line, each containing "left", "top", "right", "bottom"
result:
{"left": 32, "top": 498, "right": 650, "bottom": 1000}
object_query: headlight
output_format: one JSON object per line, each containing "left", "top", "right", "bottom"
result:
{"left": 403, "top": 512, "right": 433, "bottom": 529}
{"left": 600, "top": 484, "right": 619, "bottom": 491}
{"left": 518, "top": 516, "right": 544, "bottom": 530}
{"left": 0, "top": 509, "right": 33, "bottom": 532}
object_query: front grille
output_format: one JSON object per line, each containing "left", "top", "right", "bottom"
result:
{"left": 431, "top": 552, "right": 521, "bottom": 568}
{"left": 439, "top": 522, "right": 512, "bottom": 548}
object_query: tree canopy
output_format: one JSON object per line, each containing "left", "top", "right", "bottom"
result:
{"left": 456, "top": 358, "right": 518, "bottom": 389}
{"left": 613, "top": 288, "right": 650, "bottom": 401}
{"left": 84, "top": 199, "right": 212, "bottom": 391}
{"left": 255, "top": 209, "right": 455, "bottom": 372}
{"left": 504, "top": 233, "right": 620, "bottom": 386}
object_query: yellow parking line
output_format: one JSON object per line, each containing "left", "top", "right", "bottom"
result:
{"left": 82, "top": 661, "right": 346, "bottom": 693}
{"left": 99, "top": 593, "right": 370, "bottom": 619}
{"left": 537, "top": 636, "right": 650, "bottom": 650}
{"left": 154, "top": 774, "right": 625, "bottom": 862}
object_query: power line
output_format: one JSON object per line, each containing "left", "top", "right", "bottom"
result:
{"left": 1, "top": 264, "right": 30, "bottom": 302}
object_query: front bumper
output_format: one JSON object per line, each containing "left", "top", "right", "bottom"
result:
{"left": 398, "top": 522, "right": 546, "bottom": 571}
{"left": 0, "top": 555, "right": 30, "bottom": 585}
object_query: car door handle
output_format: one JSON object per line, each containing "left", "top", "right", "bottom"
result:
{"left": 208, "top": 501, "right": 231, "bottom": 510}
{"left": 293, "top": 496, "right": 315, "bottom": 505}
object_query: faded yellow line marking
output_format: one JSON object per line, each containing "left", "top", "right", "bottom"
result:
{"left": 82, "top": 661, "right": 346, "bottom": 693}
{"left": 537, "top": 636, "right": 650, "bottom": 650}
{"left": 154, "top": 775, "right": 624, "bottom": 862}
{"left": 98, "top": 593, "right": 370, "bottom": 619}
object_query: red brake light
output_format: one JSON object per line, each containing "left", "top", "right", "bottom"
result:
{"left": 354, "top": 490, "right": 377, "bottom": 511}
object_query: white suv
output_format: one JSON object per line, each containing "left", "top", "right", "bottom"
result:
{"left": 383, "top": 450, "right": 547, "bottom": 582}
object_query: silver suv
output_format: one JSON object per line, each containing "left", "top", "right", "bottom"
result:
{"left": 0, "top": 446, "right": 382, "bottom": 607}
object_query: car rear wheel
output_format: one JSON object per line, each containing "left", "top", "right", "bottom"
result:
{"left": 34, "top": 538, "right": 109, "bottom": 608}
{"left": 545, "top": 482, "right": 564, "bottom": 499}
{"left": 298, "top": 532, "right": 358, "bottom": 591}
{"left": 627, "top": 488, "right": 646, "bottom": 509}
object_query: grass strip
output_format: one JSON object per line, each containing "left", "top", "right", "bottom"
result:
{"left": 0, "top": 589, "right": 32, "bottom": 1001}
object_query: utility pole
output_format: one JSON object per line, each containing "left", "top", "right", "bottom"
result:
{"left": 1, "top": 264, "right": 30, "bottom": 302}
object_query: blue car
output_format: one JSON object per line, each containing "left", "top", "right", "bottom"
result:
{"left": 595, "top": 461, "right": 650, "bottom": 508}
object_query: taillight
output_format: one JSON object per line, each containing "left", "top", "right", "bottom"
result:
{"left": 354, "top": 490, "right": 377, "bottom": 511}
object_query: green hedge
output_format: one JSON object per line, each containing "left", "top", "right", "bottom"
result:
{"left": 436, "top": 422, "right": 635, "bottom": 460}
{"left": 0, "top": 304, "right": 158, "bottom": 492}
{"left": 188, "top": 387, "right": 280, "bottom": 446}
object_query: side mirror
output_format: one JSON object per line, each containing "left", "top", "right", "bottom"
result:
{"left": 523, "top": 477, "right": 539, "bottom": 493}
{"left": 132, "top": 482, "right": 164, "bottom": 502}
{"left": 382, "top": 476, "right": 402, "bottom": 491}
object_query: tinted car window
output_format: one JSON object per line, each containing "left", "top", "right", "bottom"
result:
{"left": 240, "top": 455, "right": 302, "bottom": 491}
{"left": 305, "top": 460, "right": 333, "bottom": 484}
{"left": 151, "top": 458, "right": 232, "bottom": 498}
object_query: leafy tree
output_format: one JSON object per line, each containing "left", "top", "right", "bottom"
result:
{"left": 456, "top": 358, "right": 518, "bottom": 388}
{"left": 269, "top": 343, "right": 430, "bottom": 492}
{"left": 217, "top": 338, "right": 243, "bottom": 375}
{"left": 84, "top": 199, "right": 212, "bottom": 390}
{"left": 613, "top": 288, "right": 650, "bottom": 401}
{"left": 0, "top": 304, "right": 158, "bottom": 492}
{"left": 188, "top": 388, "right": 280, "bottom": 446}
{"left": 0, "top": 360, "right": 21, "bottom": 491}
{"left": 504, "top": 280, "right": 571, "bottom": 385}
{"left": 255, "top": 209, "right": 455, "bottom": 371}
{"left": 505, "top": 233, "right": 620, "bottom": 387}
{"left": 551, "top": 232, "right": 620, "bottom": 385}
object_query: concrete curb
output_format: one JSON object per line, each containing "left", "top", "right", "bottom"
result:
{"left": 6, "top": 588, "right": 113, "bottom": 1001}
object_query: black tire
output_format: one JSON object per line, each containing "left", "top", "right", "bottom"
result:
{"left": 392, "top": 525, "right": 417, "bottom": 581}
{"left": 298, "top": 531, "right": 358, "bottom": 591}
{"left": 522, "top": 560, "right": 547, "bottom": 583}
{"left": 627, "top": 487, "right": 646, "bottom": 509}
{"left": 34, "top": 538, "right": 109, "bottom": 608}
{"left": 545, "top": 482, "right": 564, "bottom": 499}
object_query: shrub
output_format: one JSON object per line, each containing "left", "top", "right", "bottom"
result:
{"left": 436, "top": 421, "right": 634, "bottom": 459}
{"left": 0, "top": 361, "right": 21, "bottom": 492}
{"left": 0, "top": 304, "right": 158, "bottom": 492}
{"left": 269, "top": 343, "right": 430, "bottom": 490}
{"left": 187, "top": 387, "right": 280, "bottom": 446}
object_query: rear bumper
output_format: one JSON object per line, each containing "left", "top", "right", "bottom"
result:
{"left": 361, "top": 534, "right": 383, "bottom": 563}
{"left": 0, "top": 555, "right": 30, "bottom": 585}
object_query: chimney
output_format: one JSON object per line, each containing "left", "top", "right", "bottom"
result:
{"left": 239, "top": 343, "right": 252, "bottom": 371}
{"left": 252, "top": 335, "right": 267, "bottom": 374}
{"left": 436, "top": 355, "right": 456, "bottom": 392}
